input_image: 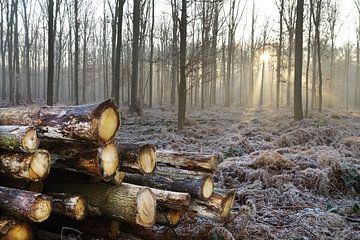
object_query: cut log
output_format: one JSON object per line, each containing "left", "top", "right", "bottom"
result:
{"left": 156, "top": 150, "right": 221, "bottom": 172}
{"left": 156, "top": 209, "right": 181, "bottom": 226}
{"left": 116, "top": 143, "right": 156, "bottom": 174}
{"left": 0, "top": 99, "right": 120, "bottom": 143}
{"left": 0, "top": 149, "right": 50, "bottom": 182}
{"left": 44, "top": 181, "right": 156, "bottom": 227}
{"left": 112, "top": 170, "right": 126, "bottom": 185}
{"left": 189, "top": 189, "right": 236, "bottom": 221}
{"left": 49, "top": 193, "right": 88, "bottom": 220}
{"left": 148, "top": 187, "right": 191, "bottom": 211}
{"left": 46, "top": 141, "right": 119, "bottom": 181}
{"left": 0, "top": 175, "right": 43, "bottom": 192}
{"left": 0, "top": 126, "right": 39, "bottom": 153}
{"left": 0, "top": 216, "right": 33, "bottom": 240}
{"left": 0, "top": 186, "right": 52, "bottom": 222}
{"left": 156, "top": 165, "right": 211, "bottom": 177}
{"left": 123, "top": 172, "right": 214, "bottom": 200}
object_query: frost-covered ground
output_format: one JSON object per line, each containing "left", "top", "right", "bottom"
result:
{"left": 118, "top": 106, "right": 360, "bottom": 240}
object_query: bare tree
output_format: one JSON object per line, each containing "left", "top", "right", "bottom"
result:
{"left": 276, "top": 0, "right": 284, "bottom": 110}
{"left": 170, "top": 0, "right": 178, "bottom": 106}
{"left": 130, "top": 0, "right": 140, "bottom": 113}
{"left": 21, "top": 0, "right": 31, "bottom": 103}
{"left": 148, "top": 0, "right": 154, "bottom": 107}
{"left": 178, "top": 0, "right": 186, "bottom": 129}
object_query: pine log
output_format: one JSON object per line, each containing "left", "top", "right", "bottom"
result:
{"left": 0, "top": 99, "right": 120, "bottom": 143}
{"left": 189, "top": 189, "right": 236, "bottom": 221}
{"left": 0, "top": 150, "right": 50, "bottom": 182}
{"left": 46, "top": 141, "right": 119, "bottom": 181}
{"left": 156, "top": 209, "right": 181, "bottom": 226}
{"left": 116, "top": 143, "right": 156, "bottom": 174}
{"left": 148, "top": 187, "right": 191, "bottom": 211}
{"left": 49, "top": 193, "right": 88, "bottom": 220}
{"left": 156, "top": 150, "right": 221, "bottom": 172}
{"left": 0, "top": 186, "right": 52, "bottom": 222}
{"left": 0, "top": 126, "right": 39, "bottom": 153}
{"left": 0, "top": 175, "right": 43, "bottom": 193}
{"left": 124, "top": 172, "right": 214, "bottom": 200}
{"left": 44, "top": 181, "right": 156, "bottom": 227}
{"left": 0, "top": 216, "right": 32, "bottom": 240}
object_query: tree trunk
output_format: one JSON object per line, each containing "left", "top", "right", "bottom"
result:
{"left": 149, "top": 0, "right": 155, "bottom": 108}
{"left": 44, "top": 181, "right": 156, "bottom": 227}
{"left": 114, "top": 0, "right": 124, "bottom": 106}
{"left": 147, "top": 186, "right": 191, "bottom": 211}
{"left": 49, "top": 193, "right": 88, "bottom": 220}
{"left": 47, "top": 0, "right": 54, "bottom": 106}
{"left": 178, "top": 0, "right": 187, "bottom": 129}
{"left": 74, "top": 0, "right": 79, "bottom": 105}
{"left": 170, "top": 0, "right": 178, "bottom": 106}
{"left": 130, "top": 0, "right": 140, "bottom": 112}
{"left": 294, "top": 0, "right": 304, "bottom": 120}
{"left": 116, "top": 142, "right": 156, "bottom": 174}
{"left": 305, "top": 10, "right": 312, "bottom": 117}
{"left": 0, "top": 126, "right": 39, "bottom": 153}
{"left": 210, "top": 2, "right": 219, "bottom": 105}
{"left": 189, "top": 189, "right": 236, "bottom": 221}
{"left": 124, "top": 172, "right": 213, "bottom": 200}
{"left": 0, "top": 149, "right": 50, "bottom": 182}
{"left": 0, "top": 186, "right": 52, "bottom": 222}
{"left": 156, "top": 150, "right": 220, "bottom": 172}
{"left": 276, "top": 0, "right": 284, "bottom": 110}
{"left": 0, "top": 216, "right": 33, "bottom": 240}
{"left": 0, "top": 99, "right": 120, "bottom": 143}
{"left": 22, "top": 0, "right": 31, "bottom": 103}
{"left": 14, "top": 0, "right": 20, "bottom": 105}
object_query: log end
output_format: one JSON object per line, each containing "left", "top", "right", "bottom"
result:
{"left": 202, "top": 176, "right": 214, "bottom": 200}
{"left": 30, "top": 196, "right": 52, "bottom": 222}
{"left": 164, "top": 210, "right": 181, "bottom": 226}
{"left": 221, "top": 191, "right": 236, "bottom": 219}
{"left": 112, "top": 170, "right": 126, "bottom": 185}
{"left": 2, "top": 222, "right": 33, "bottom": 240}
{"left": 22, "top": 128, "right": 39, "bottom": 152}
{"left": 99, "top": 143, "right": 119, "bottom": 180}
{"left": 74, "top": 197, "right": 88, "bottom": 221}
{"left": 139, "top": 145, "right": 156, "bottom": 174}
{"left": 98, "top": 106, "right": 120, "bottom": 143}
{"left": 29, "top": 150, "right": 50, "bottom": 182}
{"left": 136, "top": 188, "right": 156, "bottom": 227}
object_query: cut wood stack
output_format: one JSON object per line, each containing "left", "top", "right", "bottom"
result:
{"left": 0, "top": 99, "right": 236, "bottom": 240}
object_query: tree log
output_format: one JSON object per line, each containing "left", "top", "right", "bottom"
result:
{"left": 44, "top": 181, "right": 156, "bottom": 227}
{"left": 0, "top": 175, "right": 43, "bottom": 192}
{"left": 43, "top": 140, "right": 118, "bottom": 181}
{"left": 49, "top": 193, "right": 88, "bottom": 220}
{"left": 0, "top": 126, "right": 39, "bottom": 153}
{"left": 148, "top": 187, "right": 191, "bottom": 211}
{"left": 111, "top": 170, "right": 126, "bottom": 186}
{"left": 116, "top": 143, "right": 156, "bottom": 174}
{"left": 0, "top": 186, "right": 52, "bottom": 222}
{"left": 189, "top": 189, "right": 236, "bottom": 221}
{"left": 0, "top": 150, "right": 50, "bottom": 182}
{"left": 156, "top": 209, "right": 181, "bottom": 226}
{"left": 124, "top": 172, "right": 213, "bottom": 200}
{"left": 156, "top": 150, "right": 221, "bottom": 172}
{"left": 0, "top": 99, "right": 120, "bottom": 143}
{"left": 0, "top": 216, "right": 32, "bottom": 240}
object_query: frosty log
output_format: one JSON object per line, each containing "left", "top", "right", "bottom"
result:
{"left": 0, "top": 216, "right": 33, "bottom": 240}
{"left": 47, "top": 142, "right": 119, "bottom": 181}
{"left": 147, "top": 186, "right": 191, "bottom": 211}
{"left": 0, "top": 126, "right": 39, "bottom": 153}
{"left": 123, "top": 172, "right": 214, "bottom": 200}
{"left": 116, "top": 143, "right": 156, "bottom": 174}
{"left": 0, "top": 99, "right": 120, "bottom": 143}
{"left": 189, "top": 189, "right": 236, "bottom": 221}
{"left": 156, "top": 150, "right": 221, "bottom": 172}
{"left": 50, "top": 193, "right": 88, "bottom": 220}
{"left": 0, "top": 149, "right": 50, "bottom": 182}
{"left": 44, "top": 181, "right": 156, "bottom": 227}
{"left": 155, "top": 209, "right": 182, "bottom": 226}
{"left": 0, "top": 186, "right": 52, "bottom": 223}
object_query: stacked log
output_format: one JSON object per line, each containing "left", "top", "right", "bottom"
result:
{"left": 0, "top": 99, "right": 236, "bottom": 240}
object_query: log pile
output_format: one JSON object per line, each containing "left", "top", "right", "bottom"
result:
{"left": 0, "top": 99, "right": 235, "bottom": 239}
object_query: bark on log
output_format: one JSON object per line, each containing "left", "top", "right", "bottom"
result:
{"left": 156, "top": 150, "right": 221, "bottom": 172}
{"left": 0, "top": 175, "right": 43, "bottom": 192}
{"left": 189, "top": 189, "right": 236, "bottom": 221}
{"left": 44, "top": 181, "right": 156, "bottom": 227}
{"left": 156, "top": 209, "right": 181, "bottom": 226}
{"left": 0, "top": 126, "right": 39, "bottom": 153}
{"left": 0, "top": 186, "right": 52, "bottom": 222}
{"left": 43, "top": 140, "right": 118, "bottom": 181}
{"left": 0, "top": 216, "right": 33, "bottom": 240}
{"left": 0, "top": 99, "right": 120, "bottom": 143}
{"left": 49, "top": 193, "right": 88, "bottom": 220}
{"left": 116, "top": 143, "right": 156, "bottom": 174}
{"left": 124, "top": 172, "right": 214, "bottom": 200}
{"left": 156, "top": 165, "right": 211, "bottom": 177}
{"left": 148, "top": 187, "right": 191, "bottom": 211}
{"left": 0, "top": 149, "right": 50, "bottom": 182}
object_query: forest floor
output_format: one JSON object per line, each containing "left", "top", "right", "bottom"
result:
{"left": 118, "top": 106, "right": 360, "bottom": 240}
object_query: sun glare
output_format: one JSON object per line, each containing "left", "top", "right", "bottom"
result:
{"left": 260, "top": 52, "right": 270, "bottom": 63}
